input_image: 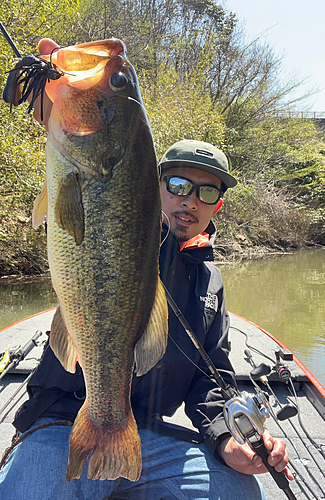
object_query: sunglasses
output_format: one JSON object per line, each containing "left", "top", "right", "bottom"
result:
{"left": 163, "top": 175, "right": 223, "bottom": 205}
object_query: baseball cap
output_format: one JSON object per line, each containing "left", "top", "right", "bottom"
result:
{"left": 159, "top": 139, "right": 237, "bottom": 189}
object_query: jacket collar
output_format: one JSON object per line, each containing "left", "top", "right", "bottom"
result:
{"left": 161, "top": 221, "right": 216, "bottom": 263}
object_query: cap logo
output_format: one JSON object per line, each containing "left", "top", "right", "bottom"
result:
{"left": 195, "top": 148, "right": 214, "bottom": 159}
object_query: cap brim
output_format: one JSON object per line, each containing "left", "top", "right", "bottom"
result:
{"left": 160, "top": 159, "right": 237, "bottom": 189}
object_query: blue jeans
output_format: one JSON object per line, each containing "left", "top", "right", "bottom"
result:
{"left": 0, "top": 418, "right": 266, "bottom": 500}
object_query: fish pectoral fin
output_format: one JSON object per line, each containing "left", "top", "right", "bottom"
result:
{"left": 55, "top": 171, "right": 85, "bottom": 245}
{"left": 50, "top": 304, "right": 79, "bottom": 373}
{"left": 32, "top": 179, "right": 48, "bottom": 229}
{"left": 134, "top": 277, "right": 169, "bottom": 377}
{"left": 66, "top": 401, "right": 142, "bottom": 482}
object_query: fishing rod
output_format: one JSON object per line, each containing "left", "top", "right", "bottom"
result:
{"left": 0, "top": 22, "right": 21, "bottom": 57}
{"left": 239, "top": 324, "right": 325, "bottom": 464}
{"left": 161, "top": 281, "right": 237, "bottom": 401}
{"left": 287, "top": 377, "right": 325, "bottom": 460}
{"left": 223, "top": 390, "right": 297, "bottom": 500}
{"left": 162, "top": 282, "right": 297, "bottom": 500}
{"left": 1, "top": 21, "right": 64, "bottom": 121}
{"left": 0, "top": 330, "right": 42, "bottom": 382}
{"left": 244, "top": 345, "right": 325, "bottom": 499}
{"left": 0, "top": 367, "right": 37, "bottom": 421}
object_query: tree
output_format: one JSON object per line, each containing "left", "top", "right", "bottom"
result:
{"left": 139, "top": 64, "right": 225, "bottom": 158}
{"left": 0, "top": 0, "right": 324, "bottom": 274}
{"left": 0, "top": 0, "right": 81, "bottom": 275}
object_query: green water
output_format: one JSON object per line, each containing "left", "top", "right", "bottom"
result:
{"left": 219, "top": 248, "right": 325, "bottom": 387}
{"left": 0, "top": 248, "right": 324, "bottom": 386}
{"left": 0, "top": 276, "right": 57, "bottom": 331}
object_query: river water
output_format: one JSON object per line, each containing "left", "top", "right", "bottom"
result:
{"left": 219, "top": 248, "right": 325, "bottom": 387}
{"left": 0, "top": 248, "right": 324, "bottom": 386}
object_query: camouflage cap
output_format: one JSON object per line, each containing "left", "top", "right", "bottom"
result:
{"left": 159, "top": 139, "right": 237, "bottom": 189}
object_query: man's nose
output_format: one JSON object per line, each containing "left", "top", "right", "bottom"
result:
{"left": 180, "top": 190, "right": 199, "bottom": 210}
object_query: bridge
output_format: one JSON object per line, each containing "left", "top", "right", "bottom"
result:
{"left": 275, "top": 111, "right": 325, "bottom": 119}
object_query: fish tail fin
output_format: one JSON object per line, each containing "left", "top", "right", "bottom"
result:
{"left": 135, "top": 276, "right": 169, "bottom": 376}
{"left": 66, "top": 401, "right": 142, "bottom": 482}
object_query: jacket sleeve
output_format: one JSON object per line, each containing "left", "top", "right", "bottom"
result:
{"left": 184, "top": 278, "right": 236, "bottom": 458}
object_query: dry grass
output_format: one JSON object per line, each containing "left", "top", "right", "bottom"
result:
{"left": 213, "top": 179, "right": 316, "bottom": 261}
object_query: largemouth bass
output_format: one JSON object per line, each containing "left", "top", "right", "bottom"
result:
{"left": 31, "top": 39, "right": 168, "bottom": 482}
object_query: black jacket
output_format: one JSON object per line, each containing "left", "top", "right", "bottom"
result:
{"left": 14, "top": 222, "right": 234, "bottom": 457}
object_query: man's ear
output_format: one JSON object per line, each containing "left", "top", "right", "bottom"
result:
{"left": 213, "top": 199, "right": 223, "bottom": 215}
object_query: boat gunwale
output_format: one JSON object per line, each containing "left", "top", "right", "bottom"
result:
{"left": 1, "top": 308, "right": 325, "bottom": 400}
{"left": 0, "top": 307, "right": 56, "bottom": 334}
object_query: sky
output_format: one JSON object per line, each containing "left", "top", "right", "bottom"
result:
{"left": 224, "top": 0, "right": 325, "bottom": 114}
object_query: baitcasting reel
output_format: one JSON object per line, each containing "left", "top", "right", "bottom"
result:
{"left": 223, "top": 389, "right": 269, "bottom": 445}
{"left": 223, "top": 373, "right": 297, "bottom": 500}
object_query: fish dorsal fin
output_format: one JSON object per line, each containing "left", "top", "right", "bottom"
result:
{"left": 32, "top": 179, "right": 48, "bottom": 229}
{"left": 55, "top": 171, "right": 85, "bottom": 245}
{"left": 134, "top": 277, "right": 169, "bottom": 377}
{"left": 50, "top": 304, "right": 79, "bottom": 373}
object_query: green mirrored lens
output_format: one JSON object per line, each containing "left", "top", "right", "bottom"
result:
{"left": 199, "top": 186, "right": 220, "bottom": 204}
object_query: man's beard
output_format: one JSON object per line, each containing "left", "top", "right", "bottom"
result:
{"left": 170, "top": 210, "right": 199, "bottom": 243}
{"left": 170, "top": 225, "right": 188, "bottom": 243}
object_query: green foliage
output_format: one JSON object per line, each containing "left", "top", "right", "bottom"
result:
{"left": 0, "top": 0, "right": 325, "bottom": 275}
{"left": 1, "top": 0, "right": 81, "bottom": 51}
{"left": 139, "top": 65, "right": 225, "bottom": 159}
{"left": 309, "top": 207, "right": 325, "bottom": 245}
{"left": 230, "top": 118, "right": 323, "bottom": 174}
{"left": 0, "top": 0, "right": 81, "bottom": 276}
{"left": 0, "top": 102, "right": 48, "bottom": 275}
{"left": 229, "top": 116, "right": 325, "bottom": 211}
{"left": 278, "top": 156, "right": 325, "bottom": 208}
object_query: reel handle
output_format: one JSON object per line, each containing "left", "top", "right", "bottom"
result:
{"left": 250, "top": 437, "right": 296, "bottom": 500}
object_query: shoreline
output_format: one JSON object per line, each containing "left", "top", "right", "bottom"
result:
{"left": 0, "top": 272, "right": 51, "bottom": 284}
{"left": 1, "top": 245, "right": 324, "bottom": 285}
{"left": 214, "top": 241, "right": 325, "bottom": 264}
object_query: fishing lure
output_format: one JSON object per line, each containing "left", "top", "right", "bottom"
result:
{"left": 3, "top": 51, "right": 64, "bottom": 120}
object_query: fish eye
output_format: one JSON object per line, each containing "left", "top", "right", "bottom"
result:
{"left": 109, "top": 72, "right": 128, "bottom": 91}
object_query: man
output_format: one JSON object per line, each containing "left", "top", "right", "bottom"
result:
{"left": 0, "top": 142, "right": 291, "bottom": 499}
{"left": 0, "top": 39, "right": 291, "bottom": 499}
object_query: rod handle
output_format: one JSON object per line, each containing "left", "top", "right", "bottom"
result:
{"left": 251, "top": 438, "right": 296, "bottom": 499}
{"left": 20, "top": 330, "right": 43, "bottom": 359}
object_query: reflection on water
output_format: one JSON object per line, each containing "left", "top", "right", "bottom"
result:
{"left": 0, "top": 276, "right": 57, "bottom": 330}
{"left": 0, "top": 249, "right": 324, "bottom": 386}
{"left": 219, "top": 248, "right": 325, "bottom": 387}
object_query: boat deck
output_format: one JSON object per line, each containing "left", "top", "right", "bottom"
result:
{"left": 1, "top": 310, "right": 325, "bottom": 499}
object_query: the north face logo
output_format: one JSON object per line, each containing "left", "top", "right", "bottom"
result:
{"left": 200, "top": 293, "right": 218, "bottom": 312}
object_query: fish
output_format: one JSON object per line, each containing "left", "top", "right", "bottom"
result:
{"left": 31, "top": 39, "right": 169, "bottom": 482}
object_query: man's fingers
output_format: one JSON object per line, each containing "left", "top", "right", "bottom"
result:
{"left": 284, "top": 467, "right": 295, "bottom": 481}
{"left": 30, "top": 38, "right": 59, "bottom": 128}
{"left": 38, "top": 38, "right": 59, "bottom": 55}
{"left": 262, "top": 430, "right": 274, "bottom": 450}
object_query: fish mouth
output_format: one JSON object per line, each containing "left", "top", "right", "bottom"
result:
{"left": 44, "top": 39, "right": 127, "bottom": 74}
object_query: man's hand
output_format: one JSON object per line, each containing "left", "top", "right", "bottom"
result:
{"left": 219, "top": 431, "right": 294, "bottom": 480}
{"left": 31, "top": 38, "right": 59, "bottom": 129}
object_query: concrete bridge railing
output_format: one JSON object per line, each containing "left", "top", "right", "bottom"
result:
{"left": 275, "top": 111, "right": 325, "bottom": 119}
